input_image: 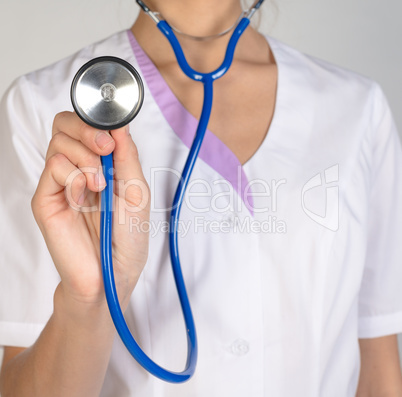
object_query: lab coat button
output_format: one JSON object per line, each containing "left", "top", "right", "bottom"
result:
{"left": 230, "top": 339, "right": 249, "bottom": 356}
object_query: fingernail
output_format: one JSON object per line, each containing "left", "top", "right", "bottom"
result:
{"left": 125, "top": 125, "right": 131, "bottom": 136}
{"left": 95, "top": 171, "right": 106, "bottom": 189}
{"left": 95, "top": 131, "right": 114, "bottom": 150}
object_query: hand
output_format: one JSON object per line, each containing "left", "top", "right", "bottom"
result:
{"left": 31, "top": 112, "right": 150, "bottom": 308}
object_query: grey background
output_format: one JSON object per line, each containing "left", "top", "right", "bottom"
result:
{"left": 0, "top": 0, "right": 401, "bottom": 369}
{"left": 1, "top": 0, "right": 401, "bottom": 134}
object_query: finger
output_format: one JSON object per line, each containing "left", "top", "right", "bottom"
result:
{"left": 110, "top": 125, "right": 150, "bottom": 210}
{"left": 52, "top": 111, "right": 115, "bottom": 156}
{"left": 33, "top": 153, "right": 87, "bottom": 212}
{"left": 46, "top": 132, "right": 106, "bottom": 192}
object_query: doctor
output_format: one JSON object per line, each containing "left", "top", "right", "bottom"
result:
{"left": 1, "top": 0, "right": 402, "bottom": 396}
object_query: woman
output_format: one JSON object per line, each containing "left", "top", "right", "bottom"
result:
{"left": 1, "top": 0, "right": 402, "bottom": 395}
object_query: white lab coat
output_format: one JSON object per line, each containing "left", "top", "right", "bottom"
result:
{"left": 0, "top": 30, "right": 402, "bottom": 396}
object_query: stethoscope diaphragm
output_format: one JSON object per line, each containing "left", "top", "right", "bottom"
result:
{"left": 71, "top": 56, "right": 144, "bottom": 130}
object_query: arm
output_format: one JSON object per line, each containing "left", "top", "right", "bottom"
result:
{"left": 0, "top": 289, "right": 117, "bottom": 397}
{"left": 356, "top": 335, "right": 402, "bottom": 397}
{"left": 0, "top": 112, "right": 150, "bottom": 396}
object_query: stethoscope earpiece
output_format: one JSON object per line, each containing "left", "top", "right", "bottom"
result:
{"left": 71, "top": 56, "right": 144, "bottom": 130}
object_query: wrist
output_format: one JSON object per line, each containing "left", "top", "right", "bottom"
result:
{"left": 53, "top": 283, "right": 115, "bottom": 333}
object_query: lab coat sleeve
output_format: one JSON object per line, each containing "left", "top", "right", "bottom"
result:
{"left": 0, "top": 76, "right": 60, "bottom": 348}
{"left": 357, "top": 83, "right": 402, "bottom": 338}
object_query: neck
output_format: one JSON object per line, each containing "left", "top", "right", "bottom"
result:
{"left": 131, "top": 0, "right": 265, "bottom": 73}
{"left": 142, "top": 0, "right": 244, "bottom": 39}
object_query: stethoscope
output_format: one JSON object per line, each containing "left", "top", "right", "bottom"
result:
{"left": 70, "top": 0, "right": 265, "bottom": 383}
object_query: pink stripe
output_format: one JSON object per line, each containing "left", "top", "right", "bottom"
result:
{"left": 127, "top": 30, "right": 253, "bottom": 214}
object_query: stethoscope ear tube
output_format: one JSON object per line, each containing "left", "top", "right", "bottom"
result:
{"left": 100, "top": 153, "right": 197, "bottom": 382}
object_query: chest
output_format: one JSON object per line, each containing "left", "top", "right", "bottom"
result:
{"left": 159, "top": 61, "right": 278, "bottom": 165}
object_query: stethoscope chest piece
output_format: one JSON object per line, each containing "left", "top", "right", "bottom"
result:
{"left": 71, "top": 56, "right": 144, "bottom": 130}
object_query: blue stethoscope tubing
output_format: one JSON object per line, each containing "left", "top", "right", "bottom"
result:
{"left": 100, "top": 1, "right": 264, "bottom": 383}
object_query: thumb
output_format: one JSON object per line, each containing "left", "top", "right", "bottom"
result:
{"left": 109, "top": 125, "right": 150, "bottom": 210}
